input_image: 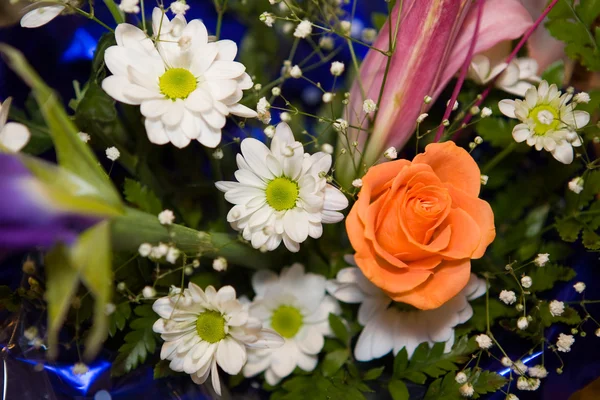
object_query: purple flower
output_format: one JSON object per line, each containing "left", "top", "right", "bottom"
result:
{"left": 0, "top": 153, "right": 99, "bottom": 251}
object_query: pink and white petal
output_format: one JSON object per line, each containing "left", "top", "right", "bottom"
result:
{"left": 358, "top": 297, "right": 391, "bottom": 326}
{"left": 161, "top": 101, "right": 185, "bottom": 126}
{"left": 127, "top": 64, "right": 162, "bottom": 91}
{"left": 145, "top": 118, "right": 170, "bottom": 145}
{"left": 354, "top": 311, "right": 394, "bottom": 361}
{"left": 21, "top": 5, "right": 65, "bottom": 28}
{"left": 243, "top": 355, "right": 271, "bottom": 377}
{"left": 284, "top": 209, "right": 309, "bottom": 243}
{"left": 166, "top": 125, "right": 192, "bottom": 148}
{"left": 237, "top": 73, "right": 254, "bottom": 90}
{"left": 321, "top": 210, "right": 344, "bottom": 224}
{"left": 211, "top": 360, "right": 222, "bottom": 396}
{"left": 265, "top": 367, "right": 282, "bottom": 386}
{"left": 282, "top": 234, "right": 300, "bottom": 253}
{"left": 181, "top": 110, "right": 201, "bottom": 139}
{"left": 241, "top": 138, "right": 274, "bottom": 179}
{"left": 115, "top": 23, "right": 158, "bottom": 56}
{"left": 205, "top": 80, "right": 238, "bottom": 101}
{"left": 183, "top": 19, "right": 209, "bottom": 47}
{"left": 248, "top": 329, "right": 285, "bottom": 349}
{"left": 251, "top": 270, "right": 279, "bottom": 297}
{"left": 323, "top": 185, "right": 348, "bottom": 211}
{"left": 573, "top": 110, "right": 590, "bottom": 129}
{"left": 190, "top": 43, "right": 219, "bottom": 75}
{"left": 216, "top": 286, "right": 237, "bottom": 305}
{"left": 303, "top": 295, "right": 340, "bottom": 324}
{"left": 271, "top": 342, "right": 299, "bottom": 377}
{"left": 307, "top": 222, "right": 323, "bottom": 239}
{"left": 296, "top": 326, "right": 325, "bottom": 355}
{"left": 202, "top": 108, "right": 227, "bottom": 129}
{"left": 0, "top": 122, "right": 30, "bottom": 152}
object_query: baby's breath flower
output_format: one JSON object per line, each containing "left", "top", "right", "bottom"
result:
{"left": 361, "top": 28, "right": 377, "bottom": 43}
{"left": 272, "top": 87, "right": 281, "bottom": 96}
{"left": 363, "top": 99, "right": 377, "bottom": 113}
{"left": 330, "top": 61, "right": 345, "bottom": 76}
{"left": 475, "top": 334, "right": 493, "bottom": 349}
{"left": 264, "top": 125, "right": 276, "bottom": 138}
{"left": 142, "top": 286, "right": 156, "bottom": 299}
{"left": 212, "top": 149, "right": 224, "bottom": 160}
{"left": 501, "top": 357, "right": 512, "bottom": 367}
{"left": 521, "top": 276, "right": 532, "bottom": 288}
{"left": 384, "top": 146, "right": 397, "bottom": 160}
{"left": 333, "top": 118, "right": 349, "bottom": 133}
{"left": 480, "top": 175, "right": 489, "bottom": 185}
{"left": 73, "top": 362, "right": 89, "bottom": 375}
{"left": 322, "top": 92, "right": 334, "bottom": 103}
{"left": 138, "top": 243, "right": 152, "bottom": 257}
{"left": 319, "top": 36, "right": 334, "bottom": 50}
{"left": 470, "top": 106, "right": 480, "bottom": 115}
{"left": 158, "top": 209, "right": 175, "bottom": 225}
{"left": 166, "top": 247, "right": 180, "bottom": 264}
{"left": 106, "top": 146, "right": 120, "bottom": 161}
{"left": 507, "top": 394, "right": 519, "bottom": 400}
{"left": 568, "top": 176, "right": 584, "bottom": 194}
{"left": 499, "top": 290, "right": 517, "bottom": 305}
{"left": 120, "top": 0, "right": 140, "bottom": 14}
{"left": 528, "top": 365, "right": 548, "bottom": 378}
{"left": 290, "top": 65, "right": 302, "bottom": 79}
{"left": 294, "top": 20, "right": 312, "bottom": 38}
{"left": 170, "top": 0, "right": 190, "bottom": 15}
{"left": 213, "top": 257, "right": 228, "bottom": 272}
{"left": 321, "top": 143, "right": 334, "bottom": 154}
{"left": 423, "top": 95, "right": 433, "bottom": 104}
{"left": 556, "top": 333, "right": 574, "bottom": 352}
{"left": 474, "top": 136, "right": 483, "bottom": 145}
{"left": 352, "top": 179, "right": 363, "bottom": 188}
{"left": 78, "top": 132, "right": 91, "bottom": 143}
{"left": 24, "top": 327, "right": 38, "bottom": 341}
{"left": 481, "top": 107, "right": 492, "bottom": 118}
{"left": 417, "top": 113, "right": 428, "bottom": 123}
{"left": 447, "top": 100, "right": 459, "bottom": 110}
{"left": 280, "top": 112, "right": 291, "bottom": 122}
{"left": 549, "top": 300, "right": 565, "bottom": 317}
{"left": 117, "top": 282, "right": 126, "bottom": 292}
{"left": 534, "top": 253, "right": 550, "bottom": 267}
{"left": 339, "top": 20, "right": 352, "bottom": 35}
{"left": 517, "top": 317, "right": 529, "bottom": 330}
{"left": 512, "top": 360, "right": 528, "bottom": 375}
{"left": 260, "top": 12, "right": 275, "bottom": 27}
{"left": 455, "top": 372, "right": 468, "bottom": 384}
{"left": 257, "top": 97, "right": 271, "bottom": 124}
{"left": 574, "top": 92, "right": 591, "bottom": 104}
{"left": 459, "top": 383, "right": 474, "bottom": 397}
{"left": 573, "top": 282, "right": 586, "bottom": 293}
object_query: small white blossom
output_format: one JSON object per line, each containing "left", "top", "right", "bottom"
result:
{"left": 151, "top": 243, "right": 169, "bottom": 259}
{"left": 512, "top": 360, "right": 528, "bottom": 375}
{"left": 257, "top": 97, "right": 271, "bottom": 124}
{"left": 213, "top": 257, "right": 228, "bottom": 272}
{"left": 319, "top": 36, "right": 334, "bottom": 50}
{"left": 119, "top": 0, "right": 140, "bottom": 14}
{"left": 158, "top": 209, "right": 175, "bottom": 225}
{"left": 549, "top": 300, "right": 565, "bottom": 317}
{"left": 24, "top": 327, "right": 38, "bottom": 341}
{"left": 280, "top": 112, "right": 292, "bottom": 122}
{"left": 170, "top": 1, "right": 190, "bottom": 15}
{"left": 105, "top": 303, "right": 116, "bottom": 315}
{"left": 333, "top": 118, "right": 349, "bottom": 133}
{"left": 424, "top": 95, "right": 433, "bottom": 104}
{"left": 290, "top": 65, "right": 302, "bottom": 78}
{"left": 142, "top": 286, "right": 156, "bottom": 299}
{"left": 138, "top": 243, "right": 152, "bottom": 257}
{"left": 573, "top": 92, "right": 591, "bottom": 104}
{"left": 517, "top": 317, "right": 529, "bottom": 330}
{"left": 556, "top": 333, "right": 575, "bottom": 352}
{"left": 507, "top": 394, "right": 520, "bottom": 400}
{"left": 73, "top": 362, "right": 89, "bottom": 375}
{"left": 117, "top": 282, "right": 127, "bottom": 292}
{"left": 105, "top": 146, "right": 120, "bottom": 161}
{"left": 166, "top": 247, "right": 180, "bottom": 264}
{"left": 480, "top": 175, "right": 489, "bottom": 185}
{"left": 361, "top": 28, "right": 377, "bottom": 43}
{"left": 501, "top": 357, "right": 512, "bottom": 367}
{"left": 517, "top": 377, "right": 540, "bottom": 391}
{"left": 264, "top": 125, "right": 276, "bottom": 138}
{"left": 521, "top": 276, "right": 532, "bottom": 288}
{"left": 260, "top": 12, "right": 275, "bottom": 27}
{"left": 470, "top": 106, "right": 480, "bottom": 115}
{"left": 384, "top": 146, "right": 397, "bottom": 160}
{"left": 459, "top": 383, "right": 474, "bottom": 397}
{"left": 474, "top": 136, "right": 483, "bottom": 145}
{"left": 212, "top": 149, "right": 224, "bottom": 160}
{"left": 573, "top": 282, "right": 586, "bottom": 293}
{"left": 363, "top": 99, "right": 377, "bottom": 113}
{"left": 294, "top": 20, "right": 312, "bottom": 38}
{"left": 447, "top": 100, "right": 459, "bottom": 111}
{"left": 271, "top": 87, "right": 281, "bottom": 96}
{"left": 352, "top": 179, "right": 363, "bottom": 188}
{"left": 534, "top": 253, "right": 550, "bottom": 267}
{"left": 322, "top": 92, "right": 334, "bottom": 103}
{"left": 475, "top": 334, "right": 493, "bottom": 349}
{"left": 481, "top": 107, "right": 492, "bottom": 118}
{"left": 455, "top": 372, "right": 468, "bottom": 384}
{"left": 417, "top": 113, "right": 428, "bottom": 123}
{"left": 339, "top": 20, "right": 352, "bottom": 35}
{"left": 321, "top": 143, "right": 334, "bottom": 154}
{"left": 595, "top": 328, "right": 600, "bottom": 337}
{"left": 528, "top": 365, "right": 548, "bottom": 378}
{"left": 330, "top": 61, "right": 345, "bottom": 76}
{"left": 78, "top": 132, "right": 91, "bottom": 143}
{"left": 568, "top": 177, "right": 584, "bottom": 194}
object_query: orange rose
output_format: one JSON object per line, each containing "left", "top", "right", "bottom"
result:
{"left": 346, "top": 141, "right": 495, "bottom": 310}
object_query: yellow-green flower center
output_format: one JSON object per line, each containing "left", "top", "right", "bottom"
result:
{"left": 271, "top": 305, "right": 303, "bottom": 338}
{"left": 265, "top": 177, "right": 299, "bottom": 211}
{"left": 529, "top": 105, "right": 560, "bottom": 135}
{"left": 159, "top": 68, "right": 197, "bottom": 100}
{"left": 196, "top": 310, "right": 226, "bottom": 343}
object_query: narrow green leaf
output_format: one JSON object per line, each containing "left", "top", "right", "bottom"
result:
{"left": 45, "top": 245, "right": 80, "bottom": 359}
{"left": 321, "top": 349, "right": 349, "bottom": 377}
{"left": 328, "top": 313, "right": 349, "bottom": 345}
{"left": 393, "top": 348, "right": 409, "bottom": 377}
{"left": 388, "top": 380, "right": 409, "bottom": 400}
{"left": 108, "top": 302, "right": 132, "bottom": 337}
{"left": 363, "top": 366, "right": 385, "bottom": 381}
{"left": 103, "top": 0, "right": 124, "bottom": 24}
{"left": 0, "top": 44, "right": 123, "bottom": 207}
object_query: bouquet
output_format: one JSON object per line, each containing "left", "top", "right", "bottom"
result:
{"left": 1, "top": 0, "right": 599, "bottom": 399}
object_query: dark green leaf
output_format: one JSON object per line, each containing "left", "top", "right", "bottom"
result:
{"left": 321, "top": 349, "right": 349, "bottom": 377}
{"left": 527, "top": 263, "right": 576, "bottom": 292}
{"left": 123, "top": 178, "right": 163, "bottom": 215}
{"left": 541, "top": 60, "right": 565, "bottom": 86}
{"left": 475, "top": 117, "right": 517, "bottom": 148}
{"left": 555, "top": 217, "right": 582, "bottom": 242}
{"left": 456, "top": 298, "right": 519, "bottom": 336}
{"left": 582, "top": 229, "right": 600, "bottom": 249}
{"left": 470, "top": 369, "right": 507, "bottom": 398}
{"left": 388, "top": 380, "right": 409, "bottom": 400}
{"left": 328, "top": 313, "right": 349, "bottom": 345}
{"left": 424, "top": 373, "right": 461, "bottom": 400}
{"left": 393, "top": 348, "right": 409, "bottom": 377}
{"left": 108, "top": 302, "right": 132, "bottom": 337}
{"left": 363, "top": 366, "right": 385, "bottom": 381}
{"left": 153, "top": 359, "right": 175, "bottom": 379}
{"left": 539, "top": 303, "right": 582, "bottom": 327}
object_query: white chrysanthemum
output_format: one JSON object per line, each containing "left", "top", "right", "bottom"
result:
{"left": 102, "top": 8, "right": 257, "bottom": 149}
{"left": 153, "top": 284, "right": 284, "bottom": 395}
{"left": 215, "top": 123, "right": 348, "bottom": 252}
{"left": 499, "top": 81, "right": 590, "bottom": 164}
{"left": 243, "top": 264, "right": 341, "bottom": 385}
{"left": 21, "top": 4, "right": 66, "bottom": 28}
{"left": 0, "top": 98, "right": 30, "bottom": 152}
{"left": 469, "top": 55, "right": 540, "bottom": 97}
{"left": 556, "top": 333, "right": 574, "bottom": 352}
{"left": 325, "top": 256, "right": 486, "bottom": 361}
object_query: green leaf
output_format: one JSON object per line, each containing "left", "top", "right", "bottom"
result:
{"left": 0, "top": 286, "right": 20, "bottom": 312}
{"left": 112, "top": 304, "right": 159, "bottom": 376}
{"left": 123, "top": 178, "right": 163, "bottom": 215}
{"left": 363, "top": 366, "right": 385, "bottom": 381}
{"left": 555, "top": 217, "right": 582, "bottom": 242}
{"left": 0, "top": 44, "right": 123, "bottom": 208}
{"left": 321, "top": 349, "right": 349, "bottom": 377}
{"left": 469, "top": 369, "right": 507, "bottom": 398}
{"left": 372, "top": 12, "right": 388, "bottom": 30}
{"left": 103, "top": 0, "right": 124, "bottom": 24}
{"left": 527, "top": 263, "right": 576, "bottom": 292}
{"left": 475, "top": 117, "right": 517, "bottom": 148}
{"left": 393, "top": 348, "right": 409, "bottom": 377}
{"left": 108, "top": 302, "right": 132, "bottom": 337}
{"left": 456, "top": 298, "right": 519, "bottom": 337}
{"left": 424, "top": 373, "right": 461, "bottom": 400}
{"left": 92, "top": 33, "right": 117, "bottom": 79}
{"left": 388, "top": 380, "right": 409, "bottom": 400}
{"left": 582, "top": 229, "right": 600, "bottom": 249}
{"left": 45, "top": 245, "right": 81, "bottom": 359}
{"left": 541, "top": 60, "right": 565, "bottom": 86}
{"left": 539, "top": 303, "right": 582, "bottom": 327}
{"left": 154, "top": 359, "right": 176, "bottom": 379}
{"left": 328, "top": 313, "right": 349, "bottom": 345}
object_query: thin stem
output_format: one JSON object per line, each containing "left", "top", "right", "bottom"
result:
{"left": 71, "top": 7, "right": 114, "bottom": 32}
{"left": 141, "top": 0, "right": 147, "bottom": 33}
{"left": 481, "top": 142, "right": 517, "bottom": 174}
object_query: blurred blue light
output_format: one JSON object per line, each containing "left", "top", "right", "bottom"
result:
{"left": 61, "top": 28, "right": 97, "bottom": 62}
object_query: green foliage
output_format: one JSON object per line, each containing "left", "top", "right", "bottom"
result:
{"left": 0, "top": 286, "right": 21, "bottom": 312}
{"left": 112, "top": 305, "right": 159, "bottom": 376}
{"left": 475, "top": 117, "right": 517, "bottom": 148}
{"left": 528, "top": 264, "right": 577, "bottom": 292}
{"left": 108, "top": 302, "right": 132, "bottom": 337}
{"left": 388, "top": 380, "right": 409, "bottom": 400}
{"left": 123, "top": 178, "right": 163, "bottom": 215}
{"left": 423, "top": 372, "right": 461, "bottom": 400}
{"left": 363, "top": 366, "right": 385, "bottom": 381}
{"left": 456, "top": 298, "right": 519, "bottom": 337}
{"left": 547, "top": 0, "right": 600, "bottom": 70}
{"left": 153, "top": 359, "right": 176, "bottom": 379}
{"left": 321, "top": 349, "right": 349, "bottom": 377}
{"left": 328, "top": 313, "right": 350, "bottom": 345}
{"left": 468, "top": 369, "right": 508, "bottom": 399}
{"left": 539, "top": 303, "right": 582, "bottom": 327}
{"left": 392, "top": 336, "right": 478, "bottom": 384}
{"left": 541, "top": 60, "right": 566, "bottom": 86}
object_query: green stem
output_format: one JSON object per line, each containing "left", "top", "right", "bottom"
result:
{"left": 481, "top": 143, "right": 517, "bottom": 174}
{"left": 72, "top": 7, "right": 114, "bottom": 32}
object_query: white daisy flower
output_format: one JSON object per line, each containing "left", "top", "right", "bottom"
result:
{"left": 0, "top": 98, "right": 31, "bottom": 152}
{"left": 468, "top": 54, "right": 541, "bottom": 97}
{"left": 325, "top": 256, "right": 486, "bottom": 361}
{"left": 153, "top": 284, "right": 284, "bottom": 395}
{"left": 242, "top": 264, "right": 341, "bottom": 385}
{"left": 215, "top": 123, "right": 348, "bottom": 253}
{"left": 21, "top": 4, "right": 66, "bottom": 28}
{"left": 102, "top": 8, "right": 257, "bottom": 149}
{"left": 499, "top": 81, "right": 590, "bottom": 164}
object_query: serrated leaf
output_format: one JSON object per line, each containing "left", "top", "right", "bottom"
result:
{"left": 123, "top": 178, "right": 163, "bottom": 215}
{"left": 539, "top": 303, "right": 582, "bottom": 327}
{"left": 527, "top": 263, "right": 576, "bottom": 292}
{"left": 363, "top": 366, "right": 385, "bottom": 381}
{"left": 154, "top": 359, "right": 175, "bottom": 379}
{"left": 469, "top": 369, "right": 507, "bottom": 398}
{"left": 328, "top": 313, "right": 349, "bottom": 345}
{"left": 393, "top": 348, "right": 409, "bottom": 377}
{"left": 388, "top": 380, "right": 409, "bottom": 400}
{"left": 582, "top": 229, "right": 600, "bottom": 249}
{"left": 321, "top": 349, "right": 349, "bottom": 377}
{"left": 555, "top": 217, "right": 582, "bottom": 242}
{"left": 108, "top": 302, "right": 132, "bottom": 337}
{"left": 112, "top": 304, "right": 158, "bottom": 376}
{"left": 424, "top": 373, "right": 461, "bottom": 400}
